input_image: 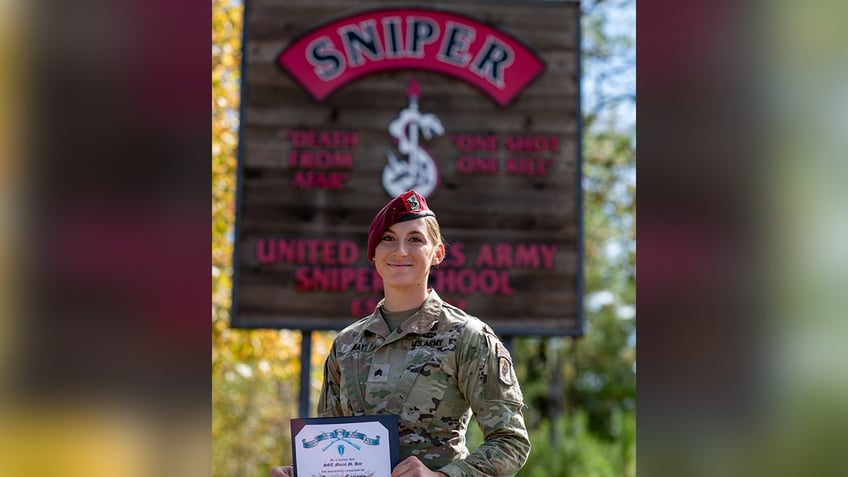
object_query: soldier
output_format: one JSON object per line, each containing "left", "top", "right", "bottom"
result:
{"left": 272, "top": 190, "right": 530, "bottom": 477}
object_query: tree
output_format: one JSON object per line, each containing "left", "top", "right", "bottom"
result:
{"left": 515, "top": 0, "right": 635, "bottom": 474}
{"left": 212, "top": 2, "right": 336, "bottom": 475}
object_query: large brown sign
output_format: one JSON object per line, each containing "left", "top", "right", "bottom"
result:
{"left": 232, "top": 0, "right": 582, "bottom": 335}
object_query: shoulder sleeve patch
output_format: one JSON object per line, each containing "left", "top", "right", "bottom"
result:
{"left": 479, "top": 330, "right": 523, "bottom": 401}
{"left": 496, "top": 342, "right": 514, "bottom": 386}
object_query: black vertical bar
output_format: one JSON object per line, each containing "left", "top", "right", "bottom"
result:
{"left": 299, "top": 330, "right": 312, "bottom": 417}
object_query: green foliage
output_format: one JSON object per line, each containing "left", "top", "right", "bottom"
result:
{"left": 518, "top": 411, "right": 635, "bottom": 477}
{"left": 512, "top": 0, "right": 636, "bottom": 467}
{"left": 466, "top": 410, "right": 636, "bottom": 477}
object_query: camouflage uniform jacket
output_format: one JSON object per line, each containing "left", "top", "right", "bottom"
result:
{"left": 318, "top": 290, "right": 531, "bottom": 476}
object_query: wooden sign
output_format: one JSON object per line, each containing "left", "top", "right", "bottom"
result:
{"left": 232, "top": 0, "right": 582, "bottom": 335}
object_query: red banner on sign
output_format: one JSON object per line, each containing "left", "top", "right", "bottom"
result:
{"left": 278, "top": 8, "right": 545, "bottom": 106}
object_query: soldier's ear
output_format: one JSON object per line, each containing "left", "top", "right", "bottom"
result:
{"left": 432, "top": 243, "right": 445, "bottom": 266}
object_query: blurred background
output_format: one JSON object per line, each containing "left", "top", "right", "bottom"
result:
{"left": 637, "top": 1, "right": 848, "bottom": 476}
{"left": 1, "top": 0, "right": 210, "bottom": 476}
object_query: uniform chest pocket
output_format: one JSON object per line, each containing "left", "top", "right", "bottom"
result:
{"left": 337, "top": 353, "right": 369, "bottom": 415}
{"left": 392, "top": 349, "right": 450, "bottom": 428}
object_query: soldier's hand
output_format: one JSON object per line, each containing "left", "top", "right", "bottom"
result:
{"left": 391, "top": 456, "right": 447, "bottom": 477}
{"left": 270, "top": 465, "right": 294, "bottom": 477}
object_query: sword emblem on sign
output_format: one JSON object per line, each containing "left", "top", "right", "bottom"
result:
{"left": 382, "top": 78, "right": 444, "bottom": 198}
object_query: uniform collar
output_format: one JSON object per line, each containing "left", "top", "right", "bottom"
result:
{"left": 364, "top": 290, "right": 443, "bottom": 338}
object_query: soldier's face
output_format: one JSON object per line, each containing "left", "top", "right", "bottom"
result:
{"left": 374, "top": 218, "right": 444, "bottom": 290}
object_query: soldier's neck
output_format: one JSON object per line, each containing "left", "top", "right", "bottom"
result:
{"left": 380, "top": 305, "right": 420, "bottom": 332}
{"left": 382, "top": 287, "right": 429, "bottom": 313}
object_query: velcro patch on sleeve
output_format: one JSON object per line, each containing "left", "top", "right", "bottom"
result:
{"left": 496, "top": 342, "right": 514, "bottom": 386}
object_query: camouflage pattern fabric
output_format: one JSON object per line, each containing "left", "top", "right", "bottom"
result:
{"left": 318, "top": 290, "right": 531, "bottom": 476}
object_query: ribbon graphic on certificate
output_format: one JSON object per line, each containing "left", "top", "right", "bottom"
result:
{"left": 291, "top": 415, "right": 399, "bottom": 477}
{"left": 301, "top": 428, "right": 381, "bottom": 456}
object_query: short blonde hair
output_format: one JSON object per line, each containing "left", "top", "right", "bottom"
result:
{"left": 422, "top": 215, "right": 444, "bottom": 246}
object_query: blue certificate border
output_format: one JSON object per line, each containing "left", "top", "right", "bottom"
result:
{"left": 290, "top": 414, "right": 400, "bottom": 476}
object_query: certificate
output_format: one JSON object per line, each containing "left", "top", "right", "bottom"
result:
{"left": 291, "top": 415, "right": 400, "bottom": 477}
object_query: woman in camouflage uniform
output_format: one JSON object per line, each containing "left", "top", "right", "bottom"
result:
{"left": 273, "top": 190, "right": 530, "bottom": 477}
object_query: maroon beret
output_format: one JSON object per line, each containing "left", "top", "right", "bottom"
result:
{"left": 367, "top": 190, "right": 436, "bottom": 261}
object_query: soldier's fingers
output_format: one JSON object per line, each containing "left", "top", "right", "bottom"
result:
{"left": 270, "top": 465, "right": 294, "bottom": 477}
{"left": 394, "top": 456, "right": 443, "bottom": 477}
{"left": 391, "top": 456, "right": 419, "bottom": 476}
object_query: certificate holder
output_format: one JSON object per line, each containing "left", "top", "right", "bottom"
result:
{"left": 291, "top": 415, "right": 400, "bottom": 477}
